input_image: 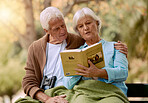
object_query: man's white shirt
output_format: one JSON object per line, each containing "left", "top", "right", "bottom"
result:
{"left": 43, "top": 40, "right": 67, "bottom": 87}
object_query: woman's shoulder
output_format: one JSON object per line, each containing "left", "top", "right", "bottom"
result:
{"left": 103, "top": 40, "right": 117, "bottom": 45}
{"left": 102, "top": 40, "right": 117, "bottom": 52}
{"left": 103, "top": 40, "right": 115, "bottom": 46}
{"left": 79, "top": 45, "right": 85, "bottom": 49}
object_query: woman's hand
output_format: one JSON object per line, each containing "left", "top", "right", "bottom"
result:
{"left": 45, "top": 95, "right": 68, "bottom": 103}
{"left": 75, "top": 60, "right": 108, "bottom": 79}
{"left": 114, "top": 41, "right": 128, "bottom": 57}
{"left": 75, "top": 60, "right": 98, "bottom": 77}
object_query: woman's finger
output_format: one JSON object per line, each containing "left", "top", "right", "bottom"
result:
{"left": 75, "top": 68, "right": 86, "bottom": 73}
{"left": 77, "top": 64, "right": 88, "bottom": 69}
{"left": 76, "top": 72, "right": 87, "bottom": 76}
{"left": 88, "top": 60, "right": 94, "bottom": 67}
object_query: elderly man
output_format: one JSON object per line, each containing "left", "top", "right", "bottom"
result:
{"left": 22, "top": 7, "right": 128, "bottom": 103}
{"left": 22, "top": 7, "right": 84, "bottom": 103}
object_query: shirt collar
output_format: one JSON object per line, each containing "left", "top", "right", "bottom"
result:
{"left": 83, "top": 39, "right": 105, "bottom": 48}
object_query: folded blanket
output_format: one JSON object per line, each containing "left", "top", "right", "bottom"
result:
{"left": 15, "top": 80, "right": 129, "bottom": 103}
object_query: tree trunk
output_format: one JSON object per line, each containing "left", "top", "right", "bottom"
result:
{"left": 44, "top": 0, "right": 52, "bottom": 9}
{"left": 62, "top": 0, "right": 103, "bottom": 16}
{"left": 23, "top": 0, "right": 37, "bottom": 49}
{"left": 10, "top": 96, "right": 12, "bottom": 103}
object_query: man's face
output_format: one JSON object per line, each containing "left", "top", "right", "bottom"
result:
{"left": 47, "top": 18, "right": 68, "bottom": 43}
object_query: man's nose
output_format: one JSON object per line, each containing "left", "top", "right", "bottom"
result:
{"left": 60, "top": 27, "right": 65, "bottom": 33}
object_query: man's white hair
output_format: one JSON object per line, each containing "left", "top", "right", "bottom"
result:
{"left": 40, "top": 7, "right": 64, "bottom": 30}
{"left": 73, "top": 7, "right": 101, "bottom": 34}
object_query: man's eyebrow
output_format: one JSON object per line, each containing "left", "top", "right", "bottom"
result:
{"left": 52, "top": 26, "right": 58, "bottom": 29}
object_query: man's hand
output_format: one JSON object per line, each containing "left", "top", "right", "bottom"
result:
{"left": 114, "top": 41, "right": 128, "bottom": 57}
{"left": 75, "top": 60, "right": 108, "bottom": 79}
{"left": 35, "top": 91, "right": 68, "bottom": 103}
{"left": 45, "top": 95, "right": 68, "bottom": 103}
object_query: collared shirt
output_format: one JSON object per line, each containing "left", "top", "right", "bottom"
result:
{"left": 63, "top": 39, "right": 128, "bottom": 96}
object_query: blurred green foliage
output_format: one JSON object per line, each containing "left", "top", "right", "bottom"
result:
{"left": 0, "top": 57, "right": 25, "bottom": 96}
{"left": 0, "top": 25, "right": 26, "bottom": 98}
{"left": 119, "top": 0, "right": 148, "bottom": 60}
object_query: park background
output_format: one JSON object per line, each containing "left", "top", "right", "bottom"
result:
{"left": 0, "top": 0, "right": 147, "bottom": 103}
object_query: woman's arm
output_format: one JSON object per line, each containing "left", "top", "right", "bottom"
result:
{"left": 103, "top": 48, "right": 128, "bottom": 83}
{"left": 75, "top": 44, "right": 128, "bottom": 83}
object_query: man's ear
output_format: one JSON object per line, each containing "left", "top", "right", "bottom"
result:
{"left": 44, "top": 29, "right": 48, "bottom": 33}
{"left": 96, "top": 21, "right": 100, "bottom": 26}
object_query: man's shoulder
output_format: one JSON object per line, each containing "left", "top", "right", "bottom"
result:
{"left": 67, "top": 33, "right": 78, "bottom": 39}
{"left": 31, "top": 38, "right": 42, "bottom": 48}
{"left": 67, "top": 32, "right": 84, "bottom": 43}
{"left": 66, "top": 33, "right": 85, "bottom": 49}
{"left": 29, "top": 35, "right": 46, "bottom": 51}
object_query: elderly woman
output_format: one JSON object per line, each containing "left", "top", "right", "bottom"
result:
{"left": 63, "top": 7, "right": 129, "bottom": 103}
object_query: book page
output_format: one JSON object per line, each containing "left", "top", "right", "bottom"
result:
{"left": 61, "top": 49, "right": 81, "bottom": 53}
{"left": 60, "top": 51, "right": 83, "bottom": 76}
{"left": 60, "top": 43, "right": 105, "bottom": 76}
{"left": 83, "top": 43, "right": 105, "bottom": 69}
{"left": 82, "top": 43, "right": 99, "bottom": 51}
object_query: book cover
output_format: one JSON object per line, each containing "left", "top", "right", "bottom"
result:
{"left": 60, "top": 43, "right": 105, "bottom": 76}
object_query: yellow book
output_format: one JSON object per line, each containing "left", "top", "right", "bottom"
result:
{"left": 60, "top": 43, "right": 105, "bottom": 76}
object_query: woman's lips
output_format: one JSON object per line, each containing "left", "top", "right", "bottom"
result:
{"left": 85, "top": 31, "right": 91, "bottom": 34}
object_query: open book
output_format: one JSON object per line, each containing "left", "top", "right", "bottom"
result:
{"left": 60, "top": 43, "right": 105, "bottom": 76}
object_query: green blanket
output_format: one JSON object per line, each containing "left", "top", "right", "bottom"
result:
{"left": 15, "top": 80, "right": 129, "bottom": 103}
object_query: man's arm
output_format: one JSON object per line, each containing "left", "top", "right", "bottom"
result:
{"left": 35, "top": 91, "right": 68, "bottom": 103}
{"left": 35, "top": 91, "right": 49, "bottom": 102}
{"left": 66, "top": 33, "right": 85, "bottom": 49}
{"left": 22, "top": 43, "right": 44, "bottom": 98}
{"left": 114, "top": 41, "right": 128, "bottom": 57}
{"left": 23, "top": 43, "right": 68, "bottom": 103}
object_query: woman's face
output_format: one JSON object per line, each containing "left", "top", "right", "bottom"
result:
{"left": 76, "top": 15, "right": 99, "bottom": 41}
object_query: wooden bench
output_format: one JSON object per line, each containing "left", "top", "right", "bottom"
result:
{"left": 126, "top": 83, "right": 148, "bottom": 103}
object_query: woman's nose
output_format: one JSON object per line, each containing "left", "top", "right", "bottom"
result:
{"left": 84, "top": 25, "right": 88, "bottom": 30}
